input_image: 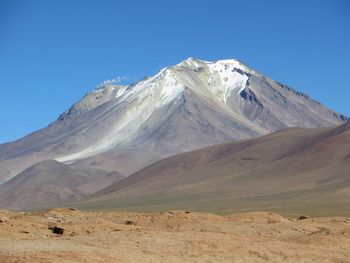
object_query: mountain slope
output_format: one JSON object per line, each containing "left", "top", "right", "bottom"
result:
{"left": 74, "top": 123, "right": 350, "bottom": 216}
{"left": 0, "top": 58, "right": 347, "bottom": 184}
{"left": 0, "top": 160, "right": 125, "bottom": 210}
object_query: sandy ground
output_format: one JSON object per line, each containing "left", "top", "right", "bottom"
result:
{"left": 0, "top": 208, "right": 350, "bottom": 262}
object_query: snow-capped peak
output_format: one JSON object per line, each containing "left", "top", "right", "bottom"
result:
{"left": 176, "top": 57, "right": 250, "bottom": 72}
{"left": 53, "top": 57, "right": 347, "bottom": 166}
{"left": 60, "top": 58, "right": 252, "bottom": 123}
{"left": 164, "top": 57, "right": 250, "bottom": 104}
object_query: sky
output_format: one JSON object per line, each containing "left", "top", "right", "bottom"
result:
{"left": 0, "top": 0, "right": 349, "bottom": 143}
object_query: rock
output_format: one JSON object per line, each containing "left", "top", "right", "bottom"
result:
{"left": 49, "top": 226, "right": 64, "bottom": 235}
{"left": 0, "top": 216, "right": 8, "bottom": 223}
{"left": 125, "top": 220, "right": 135, "bottom": 226}
{"left": 297, "top": 216, "right": 308, "bottom": 220}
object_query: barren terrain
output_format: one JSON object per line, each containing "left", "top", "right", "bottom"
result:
{"left": 74, "top": 123, "right": 350, "bottom": 216}
{"left": 1, "top": 208, "right": 350, "bottom": 262}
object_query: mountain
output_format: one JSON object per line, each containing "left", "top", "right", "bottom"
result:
{"left": 0, "top": 159, "right": 125, "bottom": 210}
{"left": 0, "top": 58, "right": 347, "bottom": 185}
{"left": 74, "top": 123, "right": 350, "bottom": 216}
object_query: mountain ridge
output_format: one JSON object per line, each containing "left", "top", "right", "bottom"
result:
{"left": 0, "top": 159, "right": 126, "bottom": 210}
{"left": 0, "top": 58, "right": 347, "bottom": 187}
{"left": 74, "top": 122, "right": 350, "bottom": 216}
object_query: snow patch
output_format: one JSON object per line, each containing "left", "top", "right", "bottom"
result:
{"left": 207, "top": 61, "right": 249, "bottom": 103}
{"left": 158, "top": 73, "right": 185, "bottom": 107}
{"left": 115, "top": 86, "right": 128, "bottom": 98}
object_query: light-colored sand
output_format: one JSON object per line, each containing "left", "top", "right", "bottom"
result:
{"left": 1, "top": 208, "right": 350, "bottom": 262}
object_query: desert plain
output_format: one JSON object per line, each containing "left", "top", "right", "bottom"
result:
{"left": 1, "top": 208, "right": 350, "bottom": 262}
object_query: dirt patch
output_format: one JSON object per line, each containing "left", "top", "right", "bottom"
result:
{"left": 0, "top": 209, "right": 349, "bottom": 262}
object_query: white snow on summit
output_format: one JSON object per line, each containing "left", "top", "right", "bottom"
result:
{"left": 207, "top": 60, "right": 249, "bottom": 103}
{"left": 57, "top": 58, "right": 253, "bottom": 162}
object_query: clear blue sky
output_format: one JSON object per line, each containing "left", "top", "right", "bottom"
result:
{"left": 0, "top": 0, "right": 349, "bottom": 143}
